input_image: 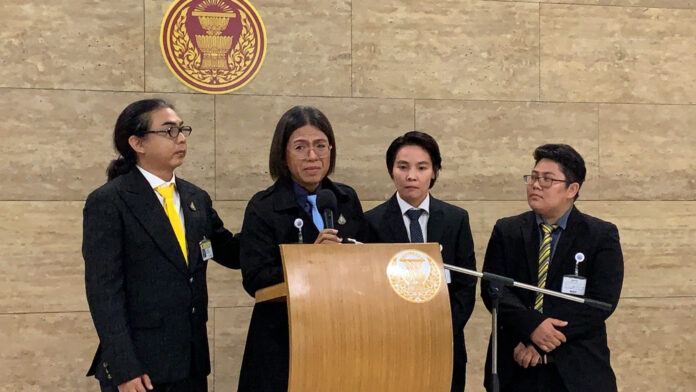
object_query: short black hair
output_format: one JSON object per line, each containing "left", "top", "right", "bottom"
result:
{"left": 533, "top": 143, "right": 586, "bottom": 200}
{"left": 386, "top": 131, "right": 442, "bottom": 189}
{"left": 268, "top": 106, "right": 336, "bottom": 181}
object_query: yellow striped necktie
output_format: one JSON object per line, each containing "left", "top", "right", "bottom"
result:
{"left": 534, "top": 223, "right": 558, "bottom": 312}
{"left": 155, "top": 183, "right": 188, "bottom": 265}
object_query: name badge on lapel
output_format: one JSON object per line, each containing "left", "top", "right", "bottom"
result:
{"left": 199, "top": 237, "right": 213, "bottom": 261}
{"left": 562, "top": 252, "right": 586, "bottom": 295}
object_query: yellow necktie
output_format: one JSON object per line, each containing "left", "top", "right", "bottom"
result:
{"left": 534, "top": 223, "right": 558, "bottom": 312}
{"left": 155, "top": 184, "right": 188, "bottom": 265}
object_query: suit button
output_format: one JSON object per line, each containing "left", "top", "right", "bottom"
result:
{"left": 192, "top": 307, "right": 196, "bottom": 314}
{"left": 189, "top": 277, "right": 194, "bottom": 283}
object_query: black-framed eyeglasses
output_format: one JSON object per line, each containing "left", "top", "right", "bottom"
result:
{"left": 523, "top": 174, "right": 569, "bottom": 188}
{"left": 144, "top": 126, "right": 192, "bottom": 138}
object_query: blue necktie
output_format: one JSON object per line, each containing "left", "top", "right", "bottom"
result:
{"left": 405, "top": 209, "right": 424, "bottom": 243}
{"left": 306, "top": 194, "right": 324, "bottom": 231}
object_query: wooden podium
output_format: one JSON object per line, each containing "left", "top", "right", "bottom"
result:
{"left": 256, "top": 243, "right": 453, "bottom": 392}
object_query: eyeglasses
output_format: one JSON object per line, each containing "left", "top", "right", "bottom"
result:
{"left": 144, "top": 126, "right": 192, "bottom": 138}
{"left": 523, "top": 174, "right": 569, "bottom": 188}
{"left": 288, "top": 142, "right": 332, "bottom": 158}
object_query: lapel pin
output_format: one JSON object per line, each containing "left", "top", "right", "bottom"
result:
{"left": 189, "top": 201, "right": 196, "bottom": 211}
{"left": 337, "top": 214, "right": 346, "bottom": 225}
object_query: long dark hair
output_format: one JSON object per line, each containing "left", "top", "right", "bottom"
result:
{"left": 268, "top": 105, "right": 337, "bottom": 181}
{"left": 106, "top": 99, "right": 174, "bottom": 181}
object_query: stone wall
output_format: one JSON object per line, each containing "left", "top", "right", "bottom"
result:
{"left": 1, "top": 1, "right": 694, "bottom": 390}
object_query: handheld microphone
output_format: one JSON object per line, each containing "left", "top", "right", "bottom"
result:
{"left": 316, "top": 189, "right": 337, "bottom": 230}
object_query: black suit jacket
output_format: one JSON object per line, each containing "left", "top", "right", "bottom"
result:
{"left": 83, "top": 169, "right": 239, "bottom": 386}
{"left": 481, "top": 206, "right": 623, "bottom": 392}
{"left": 237, "top": 177, "right": 371, "bottom": 392}
{"left": 365, "top": 194, "right": 477, "bottom": 392}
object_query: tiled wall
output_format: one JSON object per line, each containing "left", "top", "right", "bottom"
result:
{"left": 1, "top": 1, "right": 694, "bottom": 391}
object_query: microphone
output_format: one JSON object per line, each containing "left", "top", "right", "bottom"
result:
{"left": 316, "top": 189, "right": 337, "bottom": 230}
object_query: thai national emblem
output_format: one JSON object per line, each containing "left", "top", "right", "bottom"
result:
{"left": 386, "top": 249, "right": 442, "bottom": 303}
{"left": 160, "top": 0, "right": 266, "bottom": 94}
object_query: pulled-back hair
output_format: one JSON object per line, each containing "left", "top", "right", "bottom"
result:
{"left": 106, "top": 99, "right": 174, "bottom": 181}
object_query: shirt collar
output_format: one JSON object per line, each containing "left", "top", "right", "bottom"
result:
{"left": 535, "top": 205, "right": 573, "bottom": 230}
{"left": 137, "top": 165, "right": 176, "bottom": 190}
{"left": 396, "top": 192, "right": 430, "bottom": 216}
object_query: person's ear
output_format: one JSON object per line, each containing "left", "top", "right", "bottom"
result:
{"left": 128, "top": 135, "right": 145, "bottom": 154}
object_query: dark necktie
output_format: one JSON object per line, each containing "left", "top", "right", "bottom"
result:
{"left": 405, "top": 209, "right": 424, "bottom": 243}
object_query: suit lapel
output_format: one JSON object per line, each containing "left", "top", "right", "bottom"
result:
{"left": 178, "top": 179, "right": 200, "bottom": 272}
{"left": 548, "top": 207, "right": 584, "bottom": 283}
{"left": 521, "top": 212, "right": 540, "bottom": 284}
{"left": 117, "top": 170, "right": 189, "bottom": 276}
{"left": 382, "top": 195, "right": 409, "bottom": 243}
{"left": 426, "top": 197, "right": 445, "bottom": 244}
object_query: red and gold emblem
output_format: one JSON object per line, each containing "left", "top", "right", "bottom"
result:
{"left": 160, "top": 0, "right": 266, "bottom": 94}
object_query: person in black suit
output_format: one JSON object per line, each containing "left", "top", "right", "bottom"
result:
{"left": 237, "top": 105, "right": 371, "bottom": 392}
{"left": 83, "top": 99, "right": 240, "bottom": 392}
{"left": 365, "top": 131, "right": 477, "bottom": 392}
{"left": 481, "top": 144, "right": 624, "bottom": 392}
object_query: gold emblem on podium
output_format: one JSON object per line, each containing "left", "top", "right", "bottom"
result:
{"left": 160, "top": 0, "right": 266, "bottom": 94}
{"left": 386, "top": 249, "right": 442, "bottom": 303}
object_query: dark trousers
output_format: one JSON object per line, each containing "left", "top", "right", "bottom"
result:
{"left": 501, "top": 363, "right": 568, "bottom": 392}
{"left": 451, "top": 336, "right": 467, "bottom": 392}
{"left": 99, "top": 376, "right": 207, "bottom": 392}
{"left": 451, "top": 361, "right": 466, "bottom": 392}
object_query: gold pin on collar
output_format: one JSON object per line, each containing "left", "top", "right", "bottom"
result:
{"left": 189, "top": 201, "right": 196, "bottom": 211}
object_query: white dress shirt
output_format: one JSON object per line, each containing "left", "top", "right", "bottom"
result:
{"left": 137, "top": 166, "right": 186, "bottom": 233}
{"left": 396, "top": 192, "right": 430, "bottom": 242}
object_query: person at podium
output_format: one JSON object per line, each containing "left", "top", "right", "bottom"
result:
{"left": 480, "top": 144, "right": 624, "bottom": 392}
{"left": 237, "top": 105, "right": 371, "bottom": 392}
{"left": 365, "top": 131, "right": 477, "bottom": 392}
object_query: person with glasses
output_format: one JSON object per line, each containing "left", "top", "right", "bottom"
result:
{"left": 480, "top": 144, "right": 624, "bottom": 392}
{"left": 237, "top": 105, "right": 371, "bottom": 392}
{"left": 83, "top": 98, "right": 240, "bottom": 392}
{"left": 364, "top": 131, "right": 476, "bottom": 392}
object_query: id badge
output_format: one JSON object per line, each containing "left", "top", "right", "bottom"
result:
{"left": 199, "top": 237, "right": 214, "bottom": 261}
{"left": 562, "top": 275, "right": 587, "bottom": 295}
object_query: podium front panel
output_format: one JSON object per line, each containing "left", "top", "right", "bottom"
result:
{"left": 280, "top": 243, "right": 453, "bottom": 392}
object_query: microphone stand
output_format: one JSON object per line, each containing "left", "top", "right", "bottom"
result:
{"left": 442, "top": 264, "right": 611, "bottom": 392}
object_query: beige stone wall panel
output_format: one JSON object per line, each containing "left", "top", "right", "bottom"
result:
{"left": 608, "top": 297, "right": 696, "bottom": 391}
{"left": 215, "top": 95, "right": 414, "bottom": 201}
{"left": 0, "top": 312, "right": 97, "bottom": 391}
{"left": 415, "top": 100, "right": 599, "bottom": 200}
{"left": 352, "top": 0, "right": 539, "bottom": 100}
{"left": 0, "top": 1, "right": 144, "bottom": 90}
{"left": 489, "top": 0, "right": 696, "bottom": 9}
{"left": 0, "top": 90, "right": 215, "bottom": 200}
{"left": 145, "top": 0, "right": 351, "bottom": 96}
{"left": 213, "top": 306, "right": 254, "bottom": 392}
{"left": 581, "top": 201, "right": 696, "bottom": 297}
{"left": 0, "top": 202, "right": 86, "bottom": 313}
{"left": 541, "top": 4, "right": 696, "bottom": 103}
{"left": 598, "top": 104, "right": 696, "bottom": 200}
{"left": 206, "top": 202, "right": 253, "bottom": 308}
